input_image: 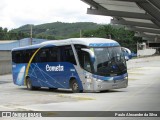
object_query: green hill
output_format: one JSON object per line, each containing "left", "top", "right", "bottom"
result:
{"left": 11, "top": 22, "right": 103, "bottom": 39}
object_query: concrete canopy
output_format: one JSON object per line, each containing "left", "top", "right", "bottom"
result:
{"left": 81, "top": 0, "right": 160, "bottom": 44}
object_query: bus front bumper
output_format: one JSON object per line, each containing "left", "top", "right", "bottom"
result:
{"left": 94, "top": 78, "right": 128, "bottom": 91}
{"left": 83, "top": 77, "right": 128, "bottom": 92}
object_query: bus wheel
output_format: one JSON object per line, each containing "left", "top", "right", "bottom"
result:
{"left": 26, "top": 78, "right": 39, "bottom": 90}
{"left": 71, "top": 80, "right": 81, "bottom": 93}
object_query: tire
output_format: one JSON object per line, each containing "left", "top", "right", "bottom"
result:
{"left": 71, "top": 79, "right": 82, "bottom": 93}
{"left": 26, "top": 78, "right": 39, "bottom": 90}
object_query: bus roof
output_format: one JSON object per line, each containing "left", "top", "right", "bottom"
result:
{"left": 12, "top": 38, "right": 120, "bottom": 51}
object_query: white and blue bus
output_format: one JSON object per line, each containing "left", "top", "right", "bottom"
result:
{"left": 11, "top": 38, "right": 128, "bottom": 93}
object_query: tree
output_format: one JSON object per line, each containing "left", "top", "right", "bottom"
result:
{"left": 82, "top": 25, "right": 141, "bottom": 52}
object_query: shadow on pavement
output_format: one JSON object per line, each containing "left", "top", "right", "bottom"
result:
{"left": 99, "top": 89, "right": 126, "bottom": 93}
{"left": 19, "top": 87, "right": 73, "bottom": 94}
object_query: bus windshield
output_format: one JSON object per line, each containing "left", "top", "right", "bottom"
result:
{"left": 92, "top": 47, "right": 127, "bottom": 76}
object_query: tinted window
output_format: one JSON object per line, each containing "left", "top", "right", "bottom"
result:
{"left": 61, "top": 45, "right": 77, "bottom": 65}
{"left": 12, "top": 49, "right": 37, "bottom": 63}
{"left": 12, "top": 51, "right": 24, "bottom": 63}
{"left": 35, "top": 47, "right": 59, "bottom": 63}
{"left": 38, "top": 48, "right": 49, "bottom": 62}
{"left": 12, "top": 46, "right": 76, "bottom": 64}
{"left": 28, "top": 49, "right": 37, "bottom": 63}
{"left": 74, "top": 44, "right": 93, "bottom": 72}
{"left": 79, "top": 51, "right": 92, "bottom": 72}
{"left": 49, "top": 47, "right": 59, "bottom": 62}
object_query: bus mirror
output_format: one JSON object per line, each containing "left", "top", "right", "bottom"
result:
{"left": 81, "top": 48, "right": 95, "bottom": 62}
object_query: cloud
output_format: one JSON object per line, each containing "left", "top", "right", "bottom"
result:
{"left": 0, "top": 0, "right": 111, "bottom": 29}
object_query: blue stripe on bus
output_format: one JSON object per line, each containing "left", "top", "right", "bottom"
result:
{"left": 89, "top": 43, "right": 120, "bottom": 47}
{"left": 93, "top": 73, "right": 128, "bottom": 81}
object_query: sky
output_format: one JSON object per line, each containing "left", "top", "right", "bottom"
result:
{"left": 0, "top": 0, "right": 112, "bottom": 29}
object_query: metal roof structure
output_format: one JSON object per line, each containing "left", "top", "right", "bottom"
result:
{"left": 81, "top": 0, "right": 160, "bottom": 47}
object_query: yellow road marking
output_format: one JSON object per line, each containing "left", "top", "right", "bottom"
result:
{"left": 58, "top": 94, "right": 95, "bottom": 100}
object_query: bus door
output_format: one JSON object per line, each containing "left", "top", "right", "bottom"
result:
{"left": 78, "top": 50, "right": 94, "bottom": 91}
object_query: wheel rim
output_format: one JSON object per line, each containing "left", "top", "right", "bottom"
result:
{"left": 73, "top": 82, "right": 78, "bottom": 91}
{"left": 27, "top": 79, "right": 31, "bottom": 89}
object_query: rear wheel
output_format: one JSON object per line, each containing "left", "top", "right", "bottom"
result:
{"left": 26, "top": 78, "right": 40, "bottom": 90}
{"left": 71, "top": 79, "right": 82, "bottom": 93}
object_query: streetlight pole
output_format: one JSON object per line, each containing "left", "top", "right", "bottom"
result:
{"left": 30, "top": 25, "right": 32, "bottom": 45}
{"left": 80, "top": 29, "right": 82, "bottom": 38}
{"left": 137, "top": 41, "right": 139, "bottom": 57}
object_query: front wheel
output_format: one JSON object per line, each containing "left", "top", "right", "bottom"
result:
{"left": 71, "top": 80, "right": 82, "bottom": 93}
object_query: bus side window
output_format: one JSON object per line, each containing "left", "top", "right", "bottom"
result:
{"left": 12, "top": 52, "right": 16, "bottom": 63}
{"left": 39, "top": 49, "right": 49, "bottom": 62}
{"left": 25, "top": 51, "right": 30, "bottom": 63}
{"left": 12, "top": 51, "right": 17, "bottom": 63}
{"left": 49, "top": 47, "right": 59, "bottom": 62}
{"left": 13, "top": 50, "right": 31, "bottom": 63}
{"left": 83, "top": 52, "right": 92, "bottom": 72}
{"left": 27, "top": 49, "right": 37, "bottom": 63}
{"left": 13, "top": 51, "right": 24, "bottom": 63}
{"left": 61, "top": 46, "right": 77, "bottom": 65}
{"left": 79, "top": 51, "right": 92, "bottom": 73}
{"left": 74, "top": 45, "right": 92, "bottom": 72}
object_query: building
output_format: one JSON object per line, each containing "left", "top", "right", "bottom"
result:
{"left": 0, "top": 38, "right": 46, "bottom": 75}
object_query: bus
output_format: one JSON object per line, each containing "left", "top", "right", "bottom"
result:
{"left": 11, "top": 38, "right": 128, "bottom": 93}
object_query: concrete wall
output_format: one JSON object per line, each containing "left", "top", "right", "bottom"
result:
{"left": 0, "top": 51, "right": 11, "bottom": 75}
{"left": 0, "top": 39, "right": 46, "bottom": 75}
{"left": 0, "top": 60, "right": 12, "bottom": 75}
{"left": 137, "top": 48, "right": 156, "bottom": 56}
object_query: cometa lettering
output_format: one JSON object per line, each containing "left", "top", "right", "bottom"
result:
{"left": 46, "top": 64, "right": 64, "bottom": 71}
